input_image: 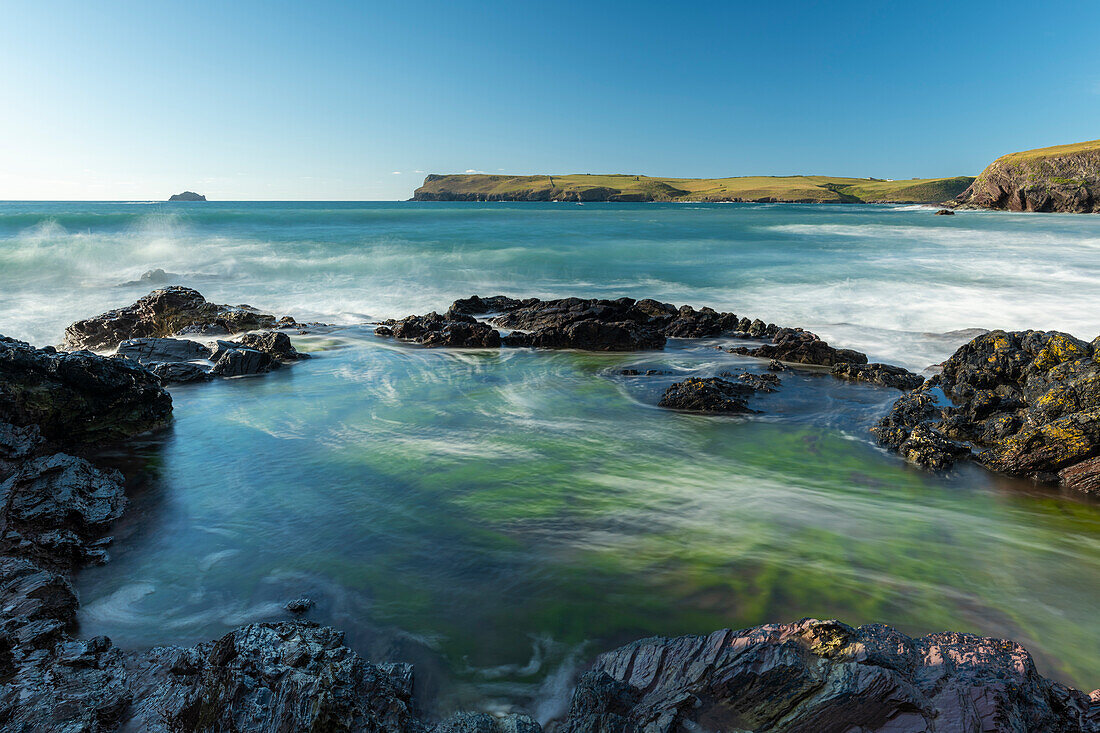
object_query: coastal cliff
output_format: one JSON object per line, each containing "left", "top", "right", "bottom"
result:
{"left": 956, "top": 139, "right": 1100, "bottom": 213}
{"left": 412, "top": 173, "right": 974, "bottom": 204}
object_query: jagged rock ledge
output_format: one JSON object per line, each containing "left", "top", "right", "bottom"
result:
{"left": 874, "top": 329, "right": 1100, "bottom": 494}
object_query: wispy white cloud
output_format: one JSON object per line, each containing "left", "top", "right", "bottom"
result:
{"left": 391, "top": 171, "right": 402, "bottom": 175}
{"left": 464, "top": 168, "right": 486, "bottom": 174}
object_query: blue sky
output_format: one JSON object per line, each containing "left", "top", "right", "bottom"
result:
{"left": 2, "top": 1, "right": 1098, "bottom": 200}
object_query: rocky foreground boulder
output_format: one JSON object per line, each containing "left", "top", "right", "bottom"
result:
{"left": 956, "top": 139, "right": 1100, "bottom": 213}
{"left": 874, "top": 329, "right": 1100, "bottom": 492}
{"left": 563, "top": 618, "right": 1099, "bottom": 732}
{"left": 62, "top": 286, "right": 291, "bottom": 351}
{"left": 0, "top": 335, "right": 171, "bottom": 443}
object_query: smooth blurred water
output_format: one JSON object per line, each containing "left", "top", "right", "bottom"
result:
{"left": 1, "top": 201, "right": 1099, "bottom": 718}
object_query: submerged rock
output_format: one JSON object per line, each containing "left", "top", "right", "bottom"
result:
{"left": 561, "top": 618, "right": 1097, "bottom": 732}
{"left": 875, "top": 329, "right": 1100, "bottom": 492}
{"left": 0, "top": 335, "right": 171, "bottom": 443}
{"left": 285, "top": 597, "right": 315, "bottom": 614}
{"left": 62, "top": 286, "right": 281, "bottom": 351}
{"left": 657, "top": 377, "right": 759, "bottom": 414}
{"left": 832, "top": 361, "right": 925, "bottom": 390}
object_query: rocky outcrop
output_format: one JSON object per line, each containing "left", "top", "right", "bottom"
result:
{"left": 956, "top": 140, "right": 1100, "bottom": 213}
{"left": 729, "top": 328, "right": 868, "bottom": 367}
{"left": 0, "top": 336, "right": 171, "bottom": 443}
{"left": 873, "top": 329, "right": 1100, "bottom": 491}
{"left": 560, "top": 618, "right": 1099, "bottom": 732}
{"left": 167, "top": 191, "right": 206, "bottom": 202}
{"left": 115, "top": 332, "right": 308, "bottom": 383}
{"left": 62, "top": 287, "right": 286, "bottom": 351}
{"left": 832, "top": 361, "right": 925, "bottom": 390}
{"left": 376, "top": 312, "right": 503, "bottom": 348}
{"left": 657, "top": 377, "right": 760, "bottom": 414}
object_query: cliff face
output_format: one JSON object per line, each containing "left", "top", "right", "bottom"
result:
{"left": 957, "top": 140, "right": 1100, "bottom": 213}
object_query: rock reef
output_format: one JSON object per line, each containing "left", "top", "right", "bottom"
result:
{"left": 874, "top": 329, "right": 1100, "bottom": 492}
{"left": 63, "top": 286, "right": 289, "bottom": 351}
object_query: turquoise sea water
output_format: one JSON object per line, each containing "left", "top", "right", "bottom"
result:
{"left": 1, "top": 201, "right": 1099, "bottom": 718}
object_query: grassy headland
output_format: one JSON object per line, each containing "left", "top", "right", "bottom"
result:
{"left": 956, "top": 139, "right": 1100, "bottom": 213}
{"left": 412, "top": 173, "right": 975, "bottom": 204}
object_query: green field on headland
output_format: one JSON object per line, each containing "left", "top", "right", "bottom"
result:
{"left": 413, "top": 173, "right": 975, "bottom": 203}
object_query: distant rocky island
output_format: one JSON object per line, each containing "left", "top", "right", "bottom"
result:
{"left": 412, "top": 173, "right": 974, "bottom": 204}
{"left": 168, "top": 191, "right": 207, "bottom": 201}
{"left": 956, "top": 139, "right": 1100, "bottom": 213}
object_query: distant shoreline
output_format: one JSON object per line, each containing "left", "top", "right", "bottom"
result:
{"left": 412, "top": 172, "right": 974, "bottom": 204}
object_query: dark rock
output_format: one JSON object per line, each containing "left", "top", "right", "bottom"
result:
{"left": 209, "top": 344, "right": 277, "bottom": 377}
{"left": 379, "top": 312, "right": 502, "bottom": 348}
{"left": 875, "top": 330, "right": 1100, "bottom": 492}
{"left": 898, "top": 424, "right": 971, "bottom": 470}
{"left": 0, "top": 336, "right": 172, "bottom": 443}
{"left": 506, "top": 319, "right": 665, "bottom": 351}
{"left": 0, "top": 453, "right": 127, "bottom": 566}
{"left": 661, "top": 305, "right": 741, "bottom": 338}
{"left": 433, "top": 712, "right": 542, "bottom": 733}
{"left": 233, "top": 331, "right": 309, "bottom": 361}
{"left": 619, "top": 369, "right": 673, "bottom": 376}
{"left": 115, "top": 336, "right": 211, "bottom": 364}
{"left": 0, "top": 555, "right": 79, "bottom": 645}
{"left": 446, "top": 295, "right": 534, "bottom": 318}
{"left": 657, "top": 377, "right": 759, "bottom": 414}
{"left": 832, "top": 361, "right": 925, "bottom": 390}
{"left": 729, "top": 328, "right": 869, "bottom": 367}
{"left": 767, "top": 359, "right": 788, "bottom": 372}
{"left": 62, "top": 287, "right": 278, "bottom": 351}
{"left": 123, "top": 622, "right": 423, "bottom": 732}
{"left": 734, "top": 372, "right": 781, "bottom": 392}
{"left": 168, "top": 191, "right": 206, "bottom": 202}
{"left": 561, "top": 618, "right": 1097, "bottom": 733}
{"left": 149, "top": 361, "right": 213, "bottom": 385}
{"left": 934, "top": 208, "right": 955, "bottom": 215}
{"left": 285, "top": 597, "right": 315, "bottom": 614}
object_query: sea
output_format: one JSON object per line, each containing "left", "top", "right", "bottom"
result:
{"left": 1, "top": 200, "right": 1098, "bottom": 719}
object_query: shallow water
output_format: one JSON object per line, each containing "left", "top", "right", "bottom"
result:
{"left": 1, "top": 202, "right": 1099, "bottom": 718}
